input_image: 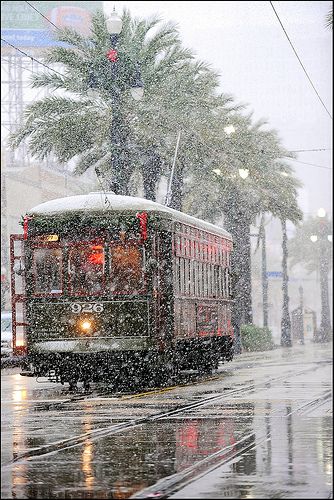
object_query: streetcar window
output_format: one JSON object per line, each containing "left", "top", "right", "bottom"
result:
{"left": 174, "top": 256, "right": 181, "bottom": 294}
{"left": 110, "top": 242, "right": 144, "bottom": 293}
{"left": 180, "top": 258, "right": 185, "bottom": 295}
{"left": 68, "top": 245, "right": 105, "bottom": 295}
{"left": 213, "top": 264, "right": 220, "bottom": 298}
{"left": 33, "top": 247, "right": 62, "bottom": 294}
{"left": 195, "top": 261, "right": 199, "bottom": 297}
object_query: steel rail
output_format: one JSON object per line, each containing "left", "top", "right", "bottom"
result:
{"left": 131, "top": 390, "right": 333, "bottom": 499}
{"left": 6, "top": 363, "right": 324, "bottom": 465}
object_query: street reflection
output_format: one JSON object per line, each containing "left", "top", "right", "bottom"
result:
{"left": 82, "top": 412, "right": 95, "bottom": 493}
{"left": 8, "top": 414, "right": 242, "bottom": 499}
{"left": 11, "top": 375, "right": 29, "bottom": 499}
{"left": 5, "top": 399, "right": 332, "bottom": 499}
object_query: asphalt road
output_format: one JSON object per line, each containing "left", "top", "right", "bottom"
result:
{"left": 1, "top": 341, "right": 332, "bottom": 499}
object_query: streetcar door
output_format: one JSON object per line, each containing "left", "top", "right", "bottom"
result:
{"left": 10, "top": 234, "right": 28, "bottom": 355}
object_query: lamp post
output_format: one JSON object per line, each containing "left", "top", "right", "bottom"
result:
{"left": 90, "top": 9, "right": 144, "bottom": 193}
{"left": 310, "top": 208, "right": 332, "bottom": 343}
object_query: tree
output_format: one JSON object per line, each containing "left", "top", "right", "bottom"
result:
{"left": 9, "top": 9, "right": 238, "bottom": 201}
{"left": 325, "top": 9, "right": 333, "bottom": 29}
{"left": 183, "top": 114, "right": 302, "bottom": 350}
{"left": 289, "top": 216, "right": 332, "bottom": 342}
{"left": 289, "top": 217, "right": 333, "bottom": 273}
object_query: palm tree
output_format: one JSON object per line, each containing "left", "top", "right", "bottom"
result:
{"left": 289, "top": 216, "right": 332, "bottom": 342}
{"left": 9, "top": 9, "right": 238, "bottom": 202}
{"left": 325, "top": 9, "right": 333, "bottom": 29}
{"left": 184, "top": 115, "right": 302, "bottom": 351}
{"left": 9, "top": 9, "right": 195, "bottom": 194}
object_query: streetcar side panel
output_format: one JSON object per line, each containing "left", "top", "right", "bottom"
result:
{"left": 172, "top": 221, "right": 234, "bottom": 369}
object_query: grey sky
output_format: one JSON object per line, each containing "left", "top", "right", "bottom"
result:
{"left": 104, "top": 0, "right": 333, "bottom": 219}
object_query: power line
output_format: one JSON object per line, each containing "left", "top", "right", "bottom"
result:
{"left": 1, "top": 38, "right": 63, "bottom": 76}
{"left": 269, "top": 1, "right": 332, "bottom": 120}
{"left": 286, "top": 158, "right": 332, "bottom": 170}
{"left": 1, "top": 58, "right": 36, "bottom": 75}
{"left": 188, "top": 126, "right": 332, "bottom": 176}
{"left": 290, "top": 148, "right": 332, "bottom": 153}
{"left": 24, "top": 1, "right": 61, "bottom": 32}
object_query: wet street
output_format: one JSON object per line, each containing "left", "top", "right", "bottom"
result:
{"left": 1, "top": 341, "right": 332, "bottom": 499}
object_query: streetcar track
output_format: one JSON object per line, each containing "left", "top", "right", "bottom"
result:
{"left": 6, "top": 363, "right": 324, "bottom": 465}
{"left": 4, "top": 359, "right": 331, "bottom": 415}
{"left": 130, "top": 390, "right": 333, "bottom": 499}
{"left": 131, "top": 431, "right": 268, "bottom": 499}
{"left": 287, "top": 390, "right": 332, "bottom": 416}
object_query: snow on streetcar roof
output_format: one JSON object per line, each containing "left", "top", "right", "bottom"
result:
{"left": 28, "top": 192, "right": 232, "bottom": 240}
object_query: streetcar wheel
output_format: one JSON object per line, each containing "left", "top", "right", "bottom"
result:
{"left": 198, "top": 364, "right": 213, "bottom": 375}
{"left": 198, "top": 354, "right": 213, "bottom": 375}
{"left": 68, "top": 379, "right": 78, "bottom": 391}
{"left": 83, "top": 380, "right": 91, "bottom": 392}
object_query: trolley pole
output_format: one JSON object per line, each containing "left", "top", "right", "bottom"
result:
{"left": 165, "top": 130, "right": 181, "bottom": 207}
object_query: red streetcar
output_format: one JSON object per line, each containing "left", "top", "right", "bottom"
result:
{"left": 10, "top": 192, "right": 234, "bottom": 388}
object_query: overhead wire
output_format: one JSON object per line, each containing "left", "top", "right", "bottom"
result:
{"left": 1, "top": 57, "right": 36, "bottom": 75}
{"left": 189, "top": 128, "right": 332, "bottom": 174}
{"left": 286, "top": 158, "right": 332, "bottom": 171}
{"left": 2, "top": 36, "right": 330, "bottom": 176}
{"left": 22, "top": 0, "right": 112, "bottom": 203}
{"left": 1, "top": 38, "right": 64, "bottom": 76}
{"left": 24, "top": 1, "right": 62, "bottom": 32}
{"left": 4, "top": 2, "right": 332, "bottom": 180}
{"left": 290, "top": 148, "right": 332, "bottom": 153}
{"left": 269, "top": 1, "right": 332, "bottom": 120}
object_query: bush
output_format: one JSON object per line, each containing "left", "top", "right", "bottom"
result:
{"left": 240, "top": 324, "right": 275, "bottom": 352}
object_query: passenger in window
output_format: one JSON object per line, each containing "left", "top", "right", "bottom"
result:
{"left": 34, "top": 248, "right": 62, "bottom": 294}
{"left": 110, "top": 232, "right": 143, "bottom": 293}
{"left": 69, "top": 246, "right": 104, "bottom": 294}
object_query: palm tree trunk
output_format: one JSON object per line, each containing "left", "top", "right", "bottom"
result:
{"left": 318, "top": 231, "right": 332, "bottom": 342}
{"left": 223, "top": 189, "right": 254, "bottom": 353}
{"left": 142, "top": 149, "right": 162, "bottom": 201}
{"left": 280, "top": 218, "right": 292, "bottom": 346}
{"left": 260, "top": 221, "right": 269, "bottom": 328}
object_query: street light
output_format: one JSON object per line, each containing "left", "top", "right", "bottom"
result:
{"left": 105, "top": 9, "right": 144, "bottom": 101}
{"left": 89, "top": 9, "right": 144, "bottom": 193}
{"left": 238, "top": 168, "right": 249, "bottom": 179}
{"left": 106, "top": 10, "right": 123, "bottom": 36}
{"left": 310, "top": 209, "right": 332, "bottom": 343}
{"left": 317, "top": 207, "right": 327, "bottom": 218}
{"left": 212, "top": 168, "right": 249, "bottom": 180}
{"left": 224, "top": 125, "right": 235, "bottom": 135}
{"left": 129, "top": 62, "right": 144, "bottom": 101}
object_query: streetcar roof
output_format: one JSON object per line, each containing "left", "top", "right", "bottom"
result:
{"left": 28, "top": 192, "right": 232, "bottom": 240}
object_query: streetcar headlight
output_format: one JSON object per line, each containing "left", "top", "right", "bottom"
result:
{"left": 80, "top": 320, "right": 92, "bottom": 332}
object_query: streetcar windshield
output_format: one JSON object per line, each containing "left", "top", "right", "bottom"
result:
{"left": 68, "top": 244, "right": 105, "bottom": 295}
{"left": 110, "top": 241, "right": 144, "bottom": 293}
{"left": 33, "top": 247, "right": 62, "bottom": 294}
